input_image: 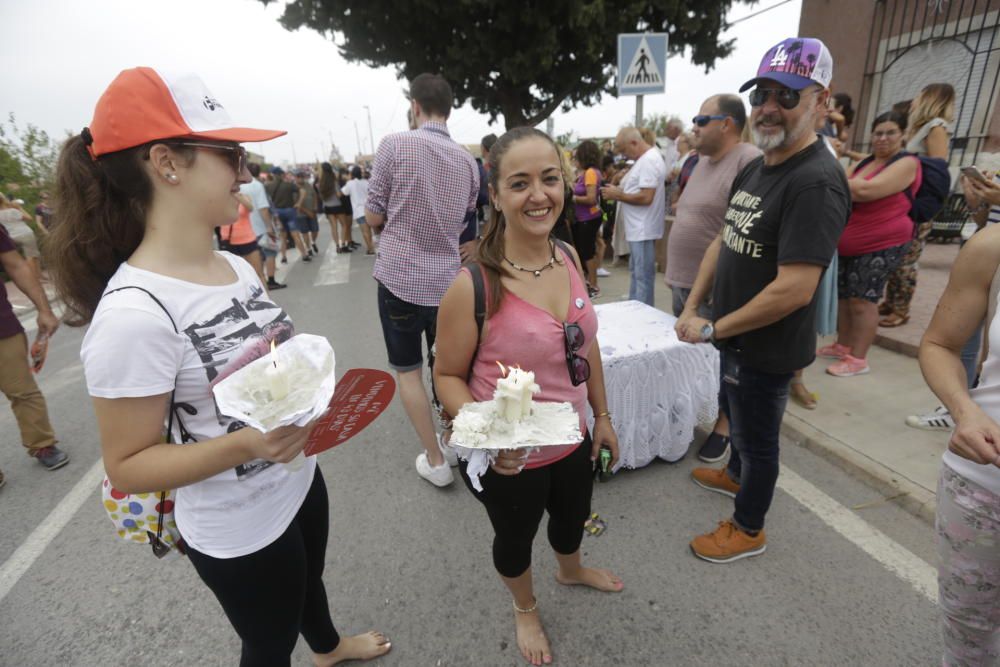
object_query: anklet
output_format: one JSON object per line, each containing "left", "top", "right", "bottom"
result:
{"left": 513, "top": 598, "right": 538, "bottom": 613}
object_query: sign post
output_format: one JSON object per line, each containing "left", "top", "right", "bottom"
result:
{"left": 617, "top": 33, "right": 669, "bottom": 127}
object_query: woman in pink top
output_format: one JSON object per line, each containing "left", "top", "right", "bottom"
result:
{"left": 821, "top": 111, "right": 920, "bottom": 377}
{"left": 435, "top": 127, "right": 622, "bottom": 667}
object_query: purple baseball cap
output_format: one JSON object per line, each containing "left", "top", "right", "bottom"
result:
{"left": 739, "top": 37, "right": 834, "bottom": 92}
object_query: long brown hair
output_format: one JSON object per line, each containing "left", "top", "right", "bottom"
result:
{"left": 476, "top": 127, "right": 565, "bottom": 316}
{"left": 45, "top": 135, "right": 194, "bottom": 325}
{"left": 318, "top": 161, "right": 338, "bottom": 199}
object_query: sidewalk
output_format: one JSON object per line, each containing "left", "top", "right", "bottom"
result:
{"left": 874, "top": 240, "right": 958, "bottom": 357}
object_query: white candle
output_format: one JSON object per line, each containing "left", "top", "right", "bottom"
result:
{"left": 265, "top": 340, "right": 290, "bottom": 401}
{"left": 494, "top": 365, "right": 540, "bottom": 422}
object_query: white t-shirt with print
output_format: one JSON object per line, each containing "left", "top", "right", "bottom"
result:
{"left": 341, "top": 178, "right": 369, "bottom": 220}
{"left": 81, "top": 252, "right": 316, "bottom": 559}
{"left": 620, "top": 147, "right": 668, "bottom": 242}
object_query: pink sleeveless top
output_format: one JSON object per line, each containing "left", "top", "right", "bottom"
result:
{"left": 838, "top": 156, "right": 922, "bottom": 257}
{"left": 466, "top": 247, "right": 597, "bottom": 469}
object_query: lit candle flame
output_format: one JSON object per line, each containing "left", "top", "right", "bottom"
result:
{"left": 496, "top": 361, "right": 507, "bottom": 377}
{"left": 270, "top": 339, "right": 278, "bottom": 368}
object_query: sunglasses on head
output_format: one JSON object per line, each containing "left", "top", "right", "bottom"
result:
{"left": 563, "top": 322, "right": 591, "bottom": 387}
{"left": 749, "top": 87, "right": 808, "bottom": 110}
{"left": 161, "top": 140, "right": 248, "bottom": 174}
{"left": 692, "top": 114, "right": 729, "bottom": 127}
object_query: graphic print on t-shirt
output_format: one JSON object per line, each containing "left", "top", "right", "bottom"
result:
{"left": 721, "top": 189, "right": 769, "bottom": 260}
{"left": 180, "top": 282, "right": 294, "bottom": 480}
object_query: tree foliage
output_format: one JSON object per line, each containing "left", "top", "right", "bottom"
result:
{"left": 0, "top": 114, "right": 60, "bottom": 207}
{"left": 641, "top": 112, "right": 686, "bottom": 135}
{"left": 265, "top": 0, "right": 754, "bottom": 129}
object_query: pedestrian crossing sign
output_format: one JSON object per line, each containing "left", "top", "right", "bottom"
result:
{"left": 617, "top": 33, "right": 668, "bottom": 96}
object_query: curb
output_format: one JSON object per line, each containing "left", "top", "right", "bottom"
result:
{"left": 780, "top": 412, "right": 937, "bottom": 525}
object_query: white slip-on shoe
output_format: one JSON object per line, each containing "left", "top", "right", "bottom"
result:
{"left": 438, "top": 432, "right": 459, "bottom": 467}
{"left": 416, "top": 452, "right": 454, "bottom": 487}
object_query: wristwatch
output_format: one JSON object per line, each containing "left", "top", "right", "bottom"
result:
{"left": 699, "top": 321, "right": 715, "bottom": 343}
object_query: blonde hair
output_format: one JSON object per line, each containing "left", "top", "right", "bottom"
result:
{"left": 639, "top": 127, "right": 656, "bottom": 146}
{"left": 907, "top": 83, "right": 955, "bottom": 139}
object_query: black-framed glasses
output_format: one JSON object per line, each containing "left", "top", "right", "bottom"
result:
{"left": 161, "top": 141, "right": 248, "bottom": 174}
{"left": 749, "top": 87, "right": 806, "bottom": 110}
{"left": 563, "top": 322, "right": 591, "bottom": 387}
{"left": 692, "top": 114, "right": 729, "bottom": 127}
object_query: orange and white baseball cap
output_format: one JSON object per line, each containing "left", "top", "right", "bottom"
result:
{"left": 83, "top": 67, "right": 285, "bottom": 159}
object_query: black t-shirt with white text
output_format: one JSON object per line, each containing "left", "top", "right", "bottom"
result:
{"left": 712, "top": 137, "right": 850, "bottom": 374}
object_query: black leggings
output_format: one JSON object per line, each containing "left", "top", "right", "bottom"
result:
{"left": 459, "top": 437, "right": 593, "bottom": 578}
{"left": 186, "top": 467, "right": 340, "bottom": 667}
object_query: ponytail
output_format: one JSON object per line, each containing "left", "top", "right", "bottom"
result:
{"left": 46, "top": 136, "right": 193, "bottom": 325}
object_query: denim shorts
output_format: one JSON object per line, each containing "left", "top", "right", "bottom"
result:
{"left": 355, "top": 215, "right": 367, "bottom": 226}
{"left": 296, "top": 215, "right": 319, "bottom": 234}
{"left": 376, "top": 282, "right": 438, "bottom": 372}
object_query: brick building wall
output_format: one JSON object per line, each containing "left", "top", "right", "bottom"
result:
{"left": 800, "top": 0, "right": 1000, "bottom": 166}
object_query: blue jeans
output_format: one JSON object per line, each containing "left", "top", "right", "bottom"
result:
{"left": 628, "top": 239, "right": 655, "bottom": 306}
{"left": 719, "top": 351, "right": 793, "bottom": 532}
{"left": 275, "top": 207, "right": 297, "bottom": 234}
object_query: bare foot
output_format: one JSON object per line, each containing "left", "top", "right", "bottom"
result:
{"left": 555, "top": 567, "right": 624, "bottom": 592}
{"left": 514, "top": 608, "right": 552, "bottom": 666}
{"left": 313, "top": 631, "right": 391, "bottom": 666}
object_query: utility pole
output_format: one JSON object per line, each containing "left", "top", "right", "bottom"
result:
{"left": 343, "top": 116, "right": 362, "bottom": 159}
{"left": 363, "top": 105, "right": 376, "bottom": 156}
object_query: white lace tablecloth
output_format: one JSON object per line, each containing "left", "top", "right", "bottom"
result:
{"left": 592, "top": 300, "right": 719, "bottom": 469}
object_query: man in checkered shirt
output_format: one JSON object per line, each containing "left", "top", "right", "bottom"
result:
{"left": 365, "top": 73, "right": 480, "bottom": 487}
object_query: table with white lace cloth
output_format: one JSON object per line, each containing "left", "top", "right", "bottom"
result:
{"left": 592, "top": 300, "right": 719, "bottom": 470}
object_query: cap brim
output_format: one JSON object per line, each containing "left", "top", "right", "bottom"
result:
{"left": 188, "top": 127, "right": 287, "bottom": 144}
{"left": 739, "top": 73, "right": 817, "bottom": 93}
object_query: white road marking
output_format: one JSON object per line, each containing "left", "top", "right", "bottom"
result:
{"left": 273, "top": 249, "right": 301, "bottom": 285}
{"left": 314, "top": 243, "right": 351, "bottom": 286}
{"left": 777, "top": 464, "right": 937, "bottom": 602}
{"left": 0, "top": 457, "right": 105, "bottom": 603}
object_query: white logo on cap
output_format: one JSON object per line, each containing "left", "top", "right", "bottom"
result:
{"left": 203, "top": 96, "right": 224, "bottom": 112}
{"left": 769, "top": 45, "right": 789, "bottom": 68}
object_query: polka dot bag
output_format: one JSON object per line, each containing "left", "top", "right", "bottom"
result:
{"left": 98, "top": 285, "right": 187, "bottom": 559}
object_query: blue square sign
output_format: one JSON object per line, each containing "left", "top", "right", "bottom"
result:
{"left": 618, "top": 33, "right": 669, "bottom": 96}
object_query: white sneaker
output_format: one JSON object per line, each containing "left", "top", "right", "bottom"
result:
{"left": 416, "top": 452, "right": 454, "bottom": 487}
{"left": 597, "top": 268, "right": 611, "bottom": 277}
{"left": 438, "top": 432, "right": 459, "bottom": 467}
{"left": 905, "top": 406, "right": 955, "bottom": 431}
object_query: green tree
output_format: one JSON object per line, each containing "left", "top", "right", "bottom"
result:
{"left": 642, "top": 112, "right": 686, "bottom": 136}
{"left": 0, "top": 114, "right": 60, "bottom": 200}
{"left": 265, "top": 0, "right": 754, "bottom": 129}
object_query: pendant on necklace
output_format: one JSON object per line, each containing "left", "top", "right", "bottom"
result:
{"left": 533, "top": 270, "right": 542, "bottom": 277}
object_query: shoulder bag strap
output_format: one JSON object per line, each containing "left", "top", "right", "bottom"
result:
{"left": 102, "top": 285, "right": 185, "bottom": 556}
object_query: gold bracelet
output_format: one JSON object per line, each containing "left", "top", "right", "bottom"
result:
{"left": 513, "top": 597, "right": 538, "bottom": 614}
{"left": 595, "top": 411, "right": 611, "bottom": 420}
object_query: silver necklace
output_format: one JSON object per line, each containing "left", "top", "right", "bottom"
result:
{"left": 504, "top": 243, "right": 557, "bottom": 278}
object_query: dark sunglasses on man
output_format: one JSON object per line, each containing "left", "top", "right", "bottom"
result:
{"left": 748, "top": 87, "right": 810, "bottom": 110}
{"left": 692, "top": 114, "right": 729, "bottom": 127}
{"left": 563, "top": 322, "right": 591, "bottom": 387}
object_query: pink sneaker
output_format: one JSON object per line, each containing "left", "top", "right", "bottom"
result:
{"left": 817, "top": 342, "right": 851, "bottom": 359}
{"left": 826, "top": 355, "right": 870, "bottom": 377}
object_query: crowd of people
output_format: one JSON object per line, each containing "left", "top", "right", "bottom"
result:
{"left": 1, "top": 29, "right": 1000, "bottom": 667}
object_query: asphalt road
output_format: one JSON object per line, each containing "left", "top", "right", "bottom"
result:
{"left": 0, "top": 228, "right": 942, "bottom": 666}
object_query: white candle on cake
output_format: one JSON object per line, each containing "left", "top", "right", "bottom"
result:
{"left": 494, "top": 364, "right": 540, "bottom": 422}
{"left": 265, "top": 339, "right": 290, "bottom": 401}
